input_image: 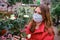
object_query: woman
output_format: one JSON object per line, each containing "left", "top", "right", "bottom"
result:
{"left": 25, "top": 4, "right": 54, "bottom": 40}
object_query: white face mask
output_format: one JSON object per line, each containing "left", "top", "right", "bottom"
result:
{"left": 33, "top": 13, "right": 43, "bottom": 23}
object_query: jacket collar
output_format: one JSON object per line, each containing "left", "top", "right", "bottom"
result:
{"left": 34, "top": 22, "right": 45, "bottom": 33}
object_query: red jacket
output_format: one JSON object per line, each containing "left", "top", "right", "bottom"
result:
{"left": 25, "top": 22, "right": 54, "bottom": 40}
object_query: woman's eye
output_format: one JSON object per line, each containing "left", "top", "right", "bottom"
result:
{"left": 34, "top": 11, "right": 37, "bottom": 13}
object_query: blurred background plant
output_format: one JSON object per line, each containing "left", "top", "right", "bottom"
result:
{"left": 51, "top": 0, "right": 60, "bottom": 35}
{"left": 0, "top": 0, "right": 34, "bottom": 37}
{"left": 51, "top": 0, "right": 60, "bottom": 26}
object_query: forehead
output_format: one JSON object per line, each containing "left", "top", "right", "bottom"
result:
{"left": 35, "top": 7, "right": 41, "bottom": 13}
{"left": 35, "top": 7, "right": 40, "bottom": 11}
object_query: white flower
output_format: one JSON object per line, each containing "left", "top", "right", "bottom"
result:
{"left": 22, "top": 4, "right": 25, "bottom": 6}
{"left": 24, "top": 15, "right": 29, "bottom": 18}
{"left": 10, "top": 15, "right": 16, "bottom": 20}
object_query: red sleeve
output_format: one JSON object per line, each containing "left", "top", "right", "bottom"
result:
{"left": 41, "top": 31, "right": 54, "bottom": 40}
{"left": 48, "top": 27, "right": 55, "bottom": 35}
{"left": 25, "top": 25, "right": 31, "bottom": 34}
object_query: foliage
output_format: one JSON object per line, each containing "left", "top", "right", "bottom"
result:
{"left": 8, "top": 0, "right": 16, "bottom": 5}
{"left": 54, "top": 5, "right": 60, "bottom": 16}
{"left": 51, "top": 0, "right": 60, "bottom": 26}
{"left": 51, "top": 4, "right": 60, "bottom": 16}
{"left": 0, "top": 6, "right": 34, "bottom": 37}
{"left": 0, "top": 0, "right": 35, "bottom": 37}
{"left": 51, "top": 0, "right": 60, "bottom": 16}
{"left": 8, "top": 0, "right": 34, "bottom": 6}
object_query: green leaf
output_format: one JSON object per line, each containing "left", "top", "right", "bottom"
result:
{"left": 36, "top": 0, "right": 40, "bottom": 5}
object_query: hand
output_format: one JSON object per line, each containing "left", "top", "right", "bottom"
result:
{"left": 21, "top": 38, "right": 27, "bottom": 40}
{"left": 27, "top": 34, "right": 31, "bottom": 39}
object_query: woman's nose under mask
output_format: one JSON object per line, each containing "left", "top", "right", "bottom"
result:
{"left": 33, "top": 13, "right": 43, "bottom": 23}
